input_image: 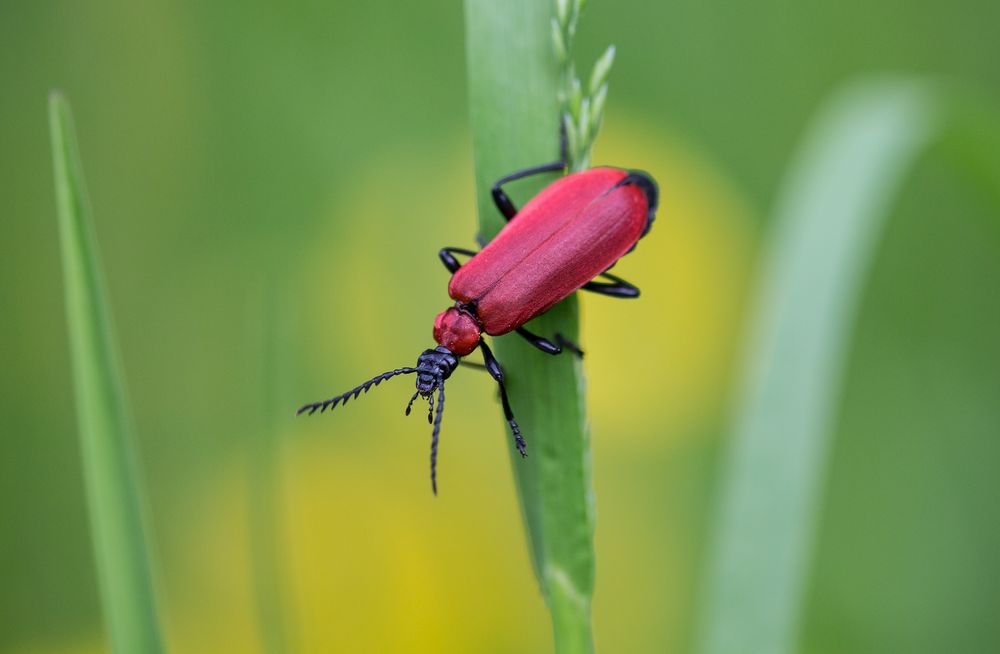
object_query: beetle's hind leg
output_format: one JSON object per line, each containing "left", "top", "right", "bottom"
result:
{"left": 438, "top": 246, "right": 478, "bottom": 273}
{"left": 490, "top": 123, "right": 569, "bottom": 221}
{"left": 582, "top": 270, "right": 641, "bottom": 299}
{"left": 491, "top": 161, "right": 566, "bottom": 221}
{"left": 516, "top": 326, "right": 584, "bottom": 358}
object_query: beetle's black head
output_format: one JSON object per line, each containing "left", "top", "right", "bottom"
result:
{"left": 413, "top": 345, "right": 459, "bottom": 395}
{"left": 401, "top": 345, "right": 459, "bottom": 495}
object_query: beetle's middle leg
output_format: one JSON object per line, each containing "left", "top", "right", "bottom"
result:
{"left": 515, "top": 326, "right": 584, "bottom": 358}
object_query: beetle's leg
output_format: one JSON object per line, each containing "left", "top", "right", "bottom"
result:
{"left": 491, "top": 123, "right": 569, "bottom": 221}
{"left": 438, "top": 246, "right": 478, "bottom": 273}
{"left": 582, "top": 270, "right": 641, "bottom": 299}
{"left": 515, "top": 326, "right": 584, "bottom": 358}
{"left": 491, "top": 161, "right": 566, "bottom": 220}
{"left": 479, "top": 340, "right": 527, "bottom": 456}
{"left": 554, "top": 333, "right": 584, "bottom": 357}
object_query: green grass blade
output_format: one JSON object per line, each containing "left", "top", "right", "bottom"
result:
{"left": 49, "top": 92, "right": 166, "bottom": 654}
{"left": 696, "top": 78, "right": 938, "bottom": 654}
{"left": 464, "top": 2, "right": 594, "bottom": 652}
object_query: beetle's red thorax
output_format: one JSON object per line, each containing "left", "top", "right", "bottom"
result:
{"left": 433, "top": 307, "right": 481, "bottom": 355}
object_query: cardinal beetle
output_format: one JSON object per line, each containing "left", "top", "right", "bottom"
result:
{"left": 298, "top": 134, "right": 658, "bottom": 493}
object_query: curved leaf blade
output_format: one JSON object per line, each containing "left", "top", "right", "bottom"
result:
{"left": 697, "top": 78, "right": 938, "bottom": 654}
{"left": 49, "top": 92, "right": 165, "bottom": 654}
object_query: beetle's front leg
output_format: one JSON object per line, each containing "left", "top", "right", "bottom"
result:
{"left": 479, "top": 339, "right": 527, "bottom": 456}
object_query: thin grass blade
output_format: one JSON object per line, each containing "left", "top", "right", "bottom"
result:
{"left": 49, "top": 91, "right": 165, "bottom": 654}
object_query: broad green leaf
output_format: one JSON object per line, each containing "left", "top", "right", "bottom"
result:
{"left": 696, "top": 78, "right": 938, "bottom": 654}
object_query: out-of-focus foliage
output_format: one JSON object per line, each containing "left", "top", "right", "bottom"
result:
{"left": 698, "top": 78, "right": 941, "bottom": 654}
{"left": 1, "top": 1, "right": 998, "bottom": 652}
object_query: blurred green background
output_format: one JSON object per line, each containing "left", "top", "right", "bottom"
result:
{"left": 3, "top": 1, "right": 999, "bottom": 652}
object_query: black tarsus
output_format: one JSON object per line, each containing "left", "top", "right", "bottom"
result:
{"left": 581, "top": 270, "right": 641, "bottom": 298}
{"left": 438, "top": 246, "right": 478, "bottom": 273}
{"left": 515, "top": 326, "right": 584, "bottom": 358}
{"left": 490, "top": 123, "right": 569, "bottom": 221}
{"left": 297, "top": 367, "right": 418, "bottom": 416}
{"left": 478, "top": 339, "right": 527, "bottom": 457}
{"left": 430, "top": 384, "right": 446, "bottom": 494}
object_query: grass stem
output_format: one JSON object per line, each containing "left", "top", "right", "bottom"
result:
{"left": 464, "top": 2, "right": 596, "bottom": 651}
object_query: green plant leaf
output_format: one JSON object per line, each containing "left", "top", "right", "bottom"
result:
{"left": 464, "top": 2, "right": 594, "bottom": 652}
{"left": 49, "top": 91, "right": 165, "bottom": 654}
{"left": 696, "top": 78, "right": 939, "bottom": 654}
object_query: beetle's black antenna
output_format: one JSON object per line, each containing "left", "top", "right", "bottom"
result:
{"left": 426, "top": 394, "right": 434, "bottom": 424}
{"left": 430, "top": 382, "right": 446, "bottom": 495}
{"left": 297, "top": 367, "right": 418, "bottom": 416}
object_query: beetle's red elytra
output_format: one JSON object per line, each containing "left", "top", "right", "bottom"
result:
{"left": 299, "top": 138, "right": 658, "bottom": 494}
{"left": 449, "top": 167, "right": 651, "bottom": 336}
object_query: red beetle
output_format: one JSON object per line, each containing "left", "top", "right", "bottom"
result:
{"left": 299, "top": 148, "right": 658, "bottom": 493}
